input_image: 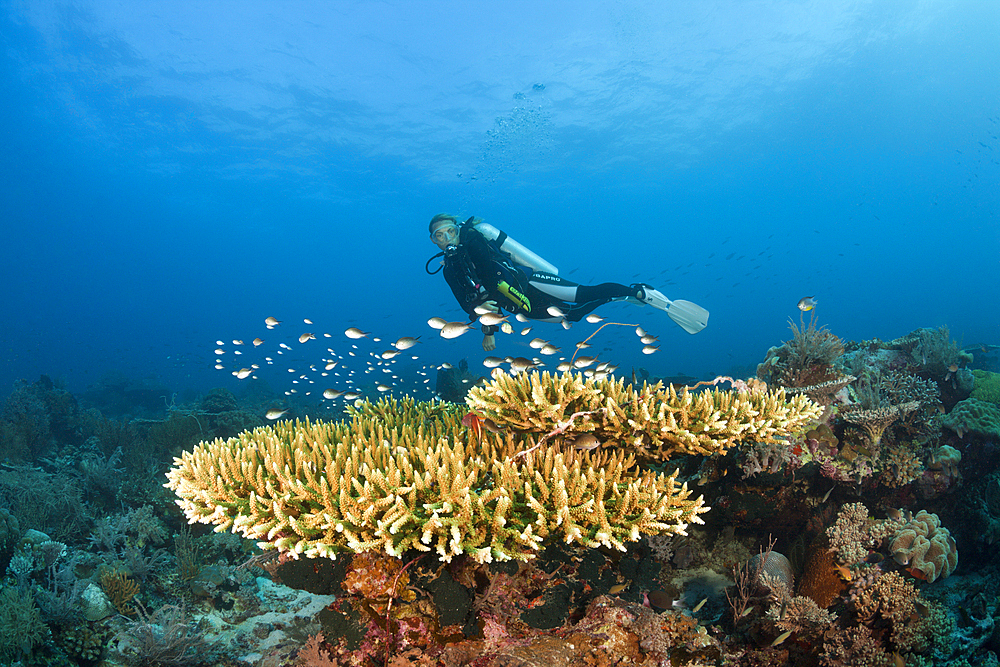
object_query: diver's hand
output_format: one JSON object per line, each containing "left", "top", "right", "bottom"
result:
{"left": 482, "top": 334, "right": 496, "bottom": 352}
{"left": 481, "top": 300, "right": 500, "bottom": 314}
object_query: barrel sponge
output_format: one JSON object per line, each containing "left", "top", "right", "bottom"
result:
{"left": 971, "top": 370, "right": 1000, "bottom": 404}
{"left": 942, "top": 398, "right": 1000, "bottom": 438}
{"left": 890, "top": 510, "right": 958, "bottom": 583}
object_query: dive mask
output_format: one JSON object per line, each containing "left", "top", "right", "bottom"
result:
{"left": 432, "top": 224, "right": 459, "bottom": 246}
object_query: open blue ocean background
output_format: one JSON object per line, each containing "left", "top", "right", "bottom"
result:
{"left": 3, "top": 1, "right": 998, "bottom": 406}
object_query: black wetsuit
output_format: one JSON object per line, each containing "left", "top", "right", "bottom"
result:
{"left": 441, "top": 225, "right": 636, "bottom": 327}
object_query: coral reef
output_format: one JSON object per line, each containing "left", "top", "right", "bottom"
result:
{"left": 6, "top": 315, "right": 999, "bottom": 667}
{"left": 1, "top": 378, "right": 55, "bottom": 460}
{"left": 889, "top": 510, "right": 958, "bottom": 582}
{"left": 466, "top": 370, "right": 824, "bottom": 462}
{"left": 166, "top": 393, "right": 711, "bottom": 563}
{"left": 841, "top": 401, "right": 921, "bottom": 451}
{"left": 971, "top": 369, "right": 1000, "bottom": 403}
{"left": 797, "top": 540, "right": 850, "bottom": 609}
{"left": 0, "top": 585, "right": 49, "bottom": 660}
{"left": 944, "top": 397, "right": 1000, "bottom": 438}
{"left": 756, "top": 314, "right": 847, "bottom": 395}
{"left": 826, "top": 502, "right": 896, "bottom": 567}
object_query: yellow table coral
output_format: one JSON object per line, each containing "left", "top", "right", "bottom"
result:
{"left": 466, "top": 371, "right": 824, "bottom": 462}
{"left": 165, "top": 396, "right": 709, "bottom": 563}
{"left": 165, "top": 373, "right": 822, "bottom": 565}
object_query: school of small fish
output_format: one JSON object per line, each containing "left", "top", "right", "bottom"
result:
{"left": 212, "top": 299, "right": 688, "bottom": 422}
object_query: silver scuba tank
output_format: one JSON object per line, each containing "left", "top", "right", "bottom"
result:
{"left": 473, "top": 222, "right": 559, "bottom": 275}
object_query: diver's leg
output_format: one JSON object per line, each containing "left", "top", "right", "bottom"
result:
{"left": 560, "top": 283, "right": 638, "bottom": 321}
{"left": 527, "top": 272, "right": 580, "bottom": 301}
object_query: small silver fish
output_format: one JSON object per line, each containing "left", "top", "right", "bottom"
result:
{"left": 265, "top": 316, "right": 281, "bottom": 327}
{"left": 540, "top": 344, "right": 560, "bottom": 355}
{"left": 529, "top": 337, "right": 548, "bottom": 349}
{"left": 303, "top": 318, "right": 314, "bottom": 324}
{"left": 797, "top": 296, "right": 818, "bottom": 311}
{"left": 394, "top": 336, "right": 420, "bottom": 350}
{"left": 322, "top": 389, "right": 342, "bottom": 399}
{"left": 574, "top": 356, "right": 597, "bottom": 369}
{"left": 499, "top": 321, "right": 513, "bottom": 335}
{"left": 556, "top": 361, "right": 572, "bottom": 372}
{"left": 509, "top": 357, "right": 537, "bottom": 373}
{"left": 478, "top": 312, "right": 508, "bottom": 326}
{"left": 427, "top": 317, "right": 447, "bottom": 330}
{"left": 520, "top": 326, "right": 532, "bottom": 336}
{"left": 234, "top": 368, "right": 252, "bottom": 379}
{"left": 572, "top": 433, "right": 601, "bottom": 451}
{"left": 381, "top": 350, "right": 400, "bottom": 359}
{"left": 440, "top": 321, "right": 473, "bottom": 339}
{"left": 692, "top": 597, "right": 707, "bottom": 613}
{"left": 345, "top": 327, "right": 370, "bottom": 339}
{"left": 642, "top": 345, "right": 659, "bottom": 355}
{"left": 482, "top": 356, "right": 505, "bottom": 368}
{"left": 299, "top": 333, "right": 316, "bottom": 343}
{"left": 547, "top": 305, "right": 567, "bottom": 318}
{"left": 585, "top": 314, "right": 603, "bottom": 324}
{"left": 265, "top": 409, "right": 288, "bottom": 420}
{"left": 342, "top": 391, "right": 361, "bottom": 400}
{"left": 253, "top": 338, "right": 264, "bottom": 347}
{"left": 376, "top": 384, "right": 390, "bottom": 392}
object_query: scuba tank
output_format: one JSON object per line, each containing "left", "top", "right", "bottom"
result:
{"left": 473, "top": 221, "right": 559, "bottom": 275}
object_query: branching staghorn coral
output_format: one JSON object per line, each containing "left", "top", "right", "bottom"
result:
{"left": 466, "top": 371, "right": 824, "bottom": 463}
{"left": 165, "top": 396, "right": 709, "bottom": 564}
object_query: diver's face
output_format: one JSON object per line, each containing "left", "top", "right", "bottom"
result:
{"left": 430, "top": 222, "right": 459, "bottom": 250}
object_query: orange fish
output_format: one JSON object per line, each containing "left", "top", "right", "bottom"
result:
{"left": 462, "top": 412, "right": 484, "bottom": 440}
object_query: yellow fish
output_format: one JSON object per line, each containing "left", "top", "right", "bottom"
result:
{"left": 770, "top": 630, "right": 792, "bottom": 646}
{"left": 797, "top": 296, "right": 818, "bottom": 311}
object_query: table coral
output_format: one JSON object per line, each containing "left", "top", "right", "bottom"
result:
{"left": 466, "top": 370, "right": 823, "bottom": 463}
{"left": 889, "top": 510, "right": 958, "bottom": 582}
{"left": 841, "top": 401, "right": 921, "bottom": 452}
{"left": 165, "top": 395, "right": 710, "bottom": 564}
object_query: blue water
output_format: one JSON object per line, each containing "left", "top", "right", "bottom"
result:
{"left": 2, "top": 1, "right": 998, "bottom": 403}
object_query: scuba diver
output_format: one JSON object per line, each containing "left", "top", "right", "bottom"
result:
{"left": 425, "top": 214, "right": 708, "bottom": 351}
